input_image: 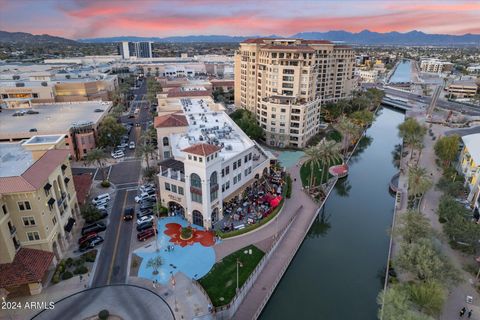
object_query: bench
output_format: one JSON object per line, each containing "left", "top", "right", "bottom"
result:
{"left": 234, "top": 224, "right": 245, "bottom": 230}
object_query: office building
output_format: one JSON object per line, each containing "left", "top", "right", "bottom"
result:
{"left": 234, "top": 38, "right": 355, "bottom": 148}
{"left": 118, "top": 41, "right": 153, "bottom": 59}
{"left": 154, "top": 95, "right": 272, "bottom": 230}
{"left": 0, "top": 135, "right": 79, "bottom": 296}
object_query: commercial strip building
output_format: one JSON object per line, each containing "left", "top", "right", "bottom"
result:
{"left": 0, "top": 69, "right": 118, "bottom": 109}
{"left": 118, "top": 41, "right": 153, "bottom": 59}
{"left": 154, "top": 94, "right": 273, "bottom": 229}
{"left": 234, "top": 38, "right": 355, "bottom": 148}
{"left": 0, "top": 135, "right": 79, "bottom": 296}
{"left": 419, "top": 58, "right": 453, "bottom": 74}
{"left": 0, "top": 101, "right": 113, "bottom": 160}
{"left": 458, "top": 133, "right": 480, "bottom": 210}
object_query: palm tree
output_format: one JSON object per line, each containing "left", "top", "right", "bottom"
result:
{"left": 408, "top": 166, "right": 432, "bottom": 204}
{"left": 136, "top": 141, "right": 155, "bottom": 169}
{"left": 335, "top": 116, "right": 361, "bottom": 161}
{"left": 303, "top": 145, "right": 322, "bottom": 189}
{"left": 317, "top": 138, "right": 342, "bottom": 187}
{"left": 84, "top": 148, "right": 109, "bottom": 181}
{"left": 398, "top": 118, "right": 426, "bottom": 161}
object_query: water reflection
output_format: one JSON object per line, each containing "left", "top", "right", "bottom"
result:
{"left": 306, "top": 207, "right": 331, "bottom": 239}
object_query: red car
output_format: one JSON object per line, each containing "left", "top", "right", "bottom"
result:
{"left": 137, "top": 228, "right": 157, "bottom": 241}
{"left": 78, "top": 232, "right": 97, "bottom": 245}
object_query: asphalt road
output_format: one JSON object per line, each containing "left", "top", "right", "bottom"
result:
{"left": 32, "top": 285, "right": 174, "bottom": 320}
{"left": 91, "top": 79, "right": 153, "bottom": 287}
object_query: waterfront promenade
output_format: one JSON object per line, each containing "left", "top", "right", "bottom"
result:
{"left": 389, "top": 114, "right": 480, "bottom": 319}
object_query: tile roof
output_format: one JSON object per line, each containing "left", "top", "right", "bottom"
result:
{"left": 73, "top": 173, "right": 93, "bottom": 205}
{"left": 0, "top": 248, "right": 54, "bottom": 288}
{"left": 182, "top": 143, "right": 222, "bottom": 156}
{"left": 0, "top": 149, "right": 70, "bottom": 195}
{"left": 154, "top": 113, "right": 189, "bottom": 128}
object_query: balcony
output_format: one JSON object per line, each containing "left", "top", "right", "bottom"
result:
{"left": 160, "top": 169, "right": 185, "bottom": 182}
{"left": 57, "top": 192, "right": 67, "bottom": 210}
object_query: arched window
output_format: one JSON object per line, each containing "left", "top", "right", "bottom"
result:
{"left": 190, "top": 173, "right": 202, "bottom": 203}
{"left": 210, "top": 171, "right": 218, "bottom": 201}
{"left": 163, "top": 137, "right": 169, "bottom": 146}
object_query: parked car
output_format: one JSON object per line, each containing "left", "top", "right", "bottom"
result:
{"left": 137, "top": 211, "right": 154, "bottom": 219}
{"left": 92, "top": 193, "right": 110, "bottom": 205}
{"left": 124, "top": 207, "right": 134, "bottom": 221}
{"left": 135, "top": 192, "right": 155, "bottom": 203}
{"left": 129, "top": 141, "right": 135, "bottom": 149}
{"left": 137, "top": 228, "right": 157, "bottom": 241}
{"left": 119, "top": 142, "right": 129, "bottom": 149}
{"left": 112, "top": 151, "right": 125, "bottom": 159}
{"left": 26, "top": 109, "right": 39, "bottom": 114}
{"left": 12, "top": 111, "right": 25, "bottom": 117}
{"left": 137, "top": 215, "right": 154, "bottom": 225}
{"left": 139, "top": 202, "right": 155, "bottom": 211}
{"left": 136, "top": 221, "right": 153, "bottom": 232}
{"left": 79, "top": 236, "right": 104, "bottom": 252}
{"left": 81, "top": 222, "right": 106, "bottom": 236}
{"left": 78, "top": 232, "right": 97, "bottom": 245}
{"left": 139, "top": 183, "right": 155, "bottom": 192}
{"left": 29, "top": 128, "right": 37, "bottom": 132}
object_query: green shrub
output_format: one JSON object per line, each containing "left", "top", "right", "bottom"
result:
{"left": 52, "top": 274, "right": 60, "bottom": 284}
{"left": 74, "top": 257, "right": 85, "bottom": 266}
{"left": 61, "top": 271, "right": 73, "bottom": 280}
{"left": 65, "top": 257, "right": 74, "bottom": 267}
{"left": 73, "top": 265, "right": 88, "bottom": 275}
{"left": 98, "top": 309, "right": 109, "bottom": 320}
{"left": 181, "top": 227, "right": 193, "bottom": 239}
{"left": 285, "top": 175, "right": 292, "bottom": 198}
{"left": 101, "top": 180, "right": 111, "bottom": 188}
{"left": 82, "top": 250, "right": 97, "bottom": 262}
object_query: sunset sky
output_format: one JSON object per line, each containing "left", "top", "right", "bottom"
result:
{"left": 1, "top": 0, "right": 480, "bottom": 39}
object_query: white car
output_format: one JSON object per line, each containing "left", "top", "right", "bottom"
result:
{"left": 136, "top": 215, "right": 154, "bottom": 225}
{"left": 135, "top": 192, "right": 155, "bottom": 203}
{"left": 119, "top": 142, "right": 129, "bottom": 149}
{"left": 129, "top": 141, "right": 135, "bottom": 149}
{"left": 92, "top": 193, "right": 110, "bottom": 205}
{"left": 112, "top": 151, "right": 125, "bottom": 159}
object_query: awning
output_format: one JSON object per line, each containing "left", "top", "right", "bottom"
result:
{"left": 61, "top": 164, "right": 67, "bottom": 171}
{"left": 64, "top": 177, "right": 70, "bottom": 184}
{"left": 44, "top": 183, "right": 52, "bottom": 191}
{"left": 47, "top": 198, "right": 55, "bottom": 206}
{"left": 64, "top": 217, "right": 76, "bottom": 232}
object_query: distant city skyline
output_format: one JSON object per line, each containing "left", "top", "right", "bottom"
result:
{"left": 1, "top": 0, "right": 480, "bottom": 39}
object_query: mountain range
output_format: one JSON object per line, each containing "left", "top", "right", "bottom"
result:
{"left": 1, "top": 30, "right": 480, "bottom": 45}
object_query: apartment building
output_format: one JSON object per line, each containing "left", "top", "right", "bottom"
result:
{"left": 458, "top": 133, "right": 480, "bottom": 210}
{"left": 234, "top": 38, "right": 355, "bottom": 148}
{"left": 419, "top": 58, "right": 453, "bottom": 73}
{"left": 0, "top": 135, "right": 79, "bottom": 296}
{"left": 154, "top": 95, "right": 272, "bottom": 229}
{"left": 357, "top": 69, "right": 379, "bottom": 83}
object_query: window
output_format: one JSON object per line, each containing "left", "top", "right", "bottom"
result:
{"left": 225, "top": 181, "right": 230, "bottom": 190}
{"left": 164, "top": 151, "right": 171, "bottom": 158}
{"left": 27, "top": 231, "right": 40, "bottom": 241}
{"left": 163, "top": 137, "right": 169, "bottom": 146}
{"left": 18, "top": 201, "right": 31, "bottom": 211}
{"left": 210, "top": 172, "right": 218, "bottom": 201}
{"left": 171, "top": 185, "right": 177, "bottom": 193}
{"left": 244, "top": 155, "right": 248, "bottom": 163}
{"left": 237, "top": 159, "right": 241, "bottom": 167}
{"left": 32, "top": 93, "right": 39, "bottom": 98}
{"left": 221, "top": 169, "right": 224, "bottom": 177}
{"left": 233, "top": 176, "right": 237, "bottom": 184}
{"left": 191, "top": 193, "right": 202, "bottom": 203}
{"left": 2, "top": 204, "right": 7, "bottom": 215}
{"left": 52, "top": 217, "right": 57, "bottom": 225}
{"left": 233, "top": 162, "right": 237, "bottom": 170}
{"left": 193, "top": 156, "right": 197, "bottom": 161}
{"left": 188, "top": 155, "right": 192, "bottom": 160}
{"left": 199, "top": 157, "right": 203, "bottom": 163}
{"left": 249, "top": 153, "right": 252, "bottom": 160}
{"left": 225, "top": 166, "right": 230, "bottom": 175}
{"left": 190, "top": 173, "right": 202, "bottom": 189}
{"left": 178, "top": 187, "right": 184, "bottom": 195}
{"left": 165, "top": 182, "right": 171, "bottom": 191}
{"left": 22, "top": 216, "right": 36, "bottom": 226}
{"left": 238, "top": 173, "right": 242, "bottom": 182}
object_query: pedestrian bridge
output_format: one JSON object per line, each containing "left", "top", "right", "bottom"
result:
{"left": 381, "top": 96, "right": 412, "bottom": 111}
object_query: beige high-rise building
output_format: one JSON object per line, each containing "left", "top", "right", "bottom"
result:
{"left": 235, "top": 38, "right": 355, "bottom": 148}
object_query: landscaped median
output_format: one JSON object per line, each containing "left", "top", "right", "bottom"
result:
{"left": 198, "top": 245, "right": 265, "bottom": 307}
{"left": 215, "top": 198, "right": 285, "bottom": 239}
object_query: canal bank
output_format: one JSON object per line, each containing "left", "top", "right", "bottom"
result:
{"left": 259, "top": 107, "right": 405, "bottom": 320}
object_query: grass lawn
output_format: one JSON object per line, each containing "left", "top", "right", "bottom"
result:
{"left": 300, "top": 159, "right": 341, "bottom": 188}
{"left": 198, "top": 245, "right": 265, "bottom": 307}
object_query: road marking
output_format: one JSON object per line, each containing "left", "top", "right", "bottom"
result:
{"left": 107, "top": 190, "right": 129, "bottom": 284}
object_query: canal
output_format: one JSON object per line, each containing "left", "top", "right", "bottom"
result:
{"left": 389, "top": 60, "right": 413, "bottom": 83}
{"left": 260, "top": 107, "right": 405, "bottom": 320}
